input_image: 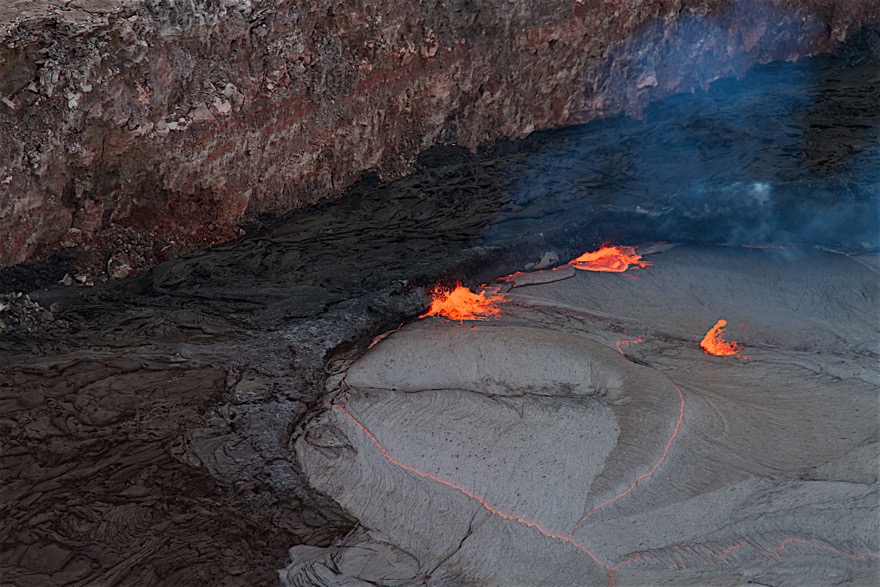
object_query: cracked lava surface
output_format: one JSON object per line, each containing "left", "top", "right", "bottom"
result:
{"left": 287, "top": 245, "right": 879, "bottom": 586}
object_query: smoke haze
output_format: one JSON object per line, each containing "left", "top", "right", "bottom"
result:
{"left": 495, "top": 24, "right": 880, "bottom": 252}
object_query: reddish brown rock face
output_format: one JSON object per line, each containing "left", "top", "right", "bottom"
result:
{"left": 0, "top": 0, "right": 877, "bottom": 270}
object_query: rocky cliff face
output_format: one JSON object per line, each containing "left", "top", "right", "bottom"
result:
{"left": 1, "top": 0, "right": 877, "bottom": 271}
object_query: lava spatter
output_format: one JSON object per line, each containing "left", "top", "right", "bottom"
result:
{"left": 420, "top": 284, "right": 506, "bottom": 321}
{"left": 700, "top": 319, "right": 740, "bottom": 356}
{"left": 568, "top": 245, "right": 652, "bottom": 273}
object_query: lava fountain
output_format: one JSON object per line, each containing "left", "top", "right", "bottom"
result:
{"left": 420, "top": 284, "right": 506, "bottom": 321}
{"left": 700, "top": 319, "right": 740, "bottom": 356}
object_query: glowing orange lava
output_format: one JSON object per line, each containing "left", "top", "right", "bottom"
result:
{"left": 368, "top": 322, "right": 404, "bottom": 349}
{"left": 419, "top": 284, "right": 505, "bottom": 321}
{"left": 568, "top": 245, "right": 651, "bottom": 273}
{"left": 700, "top": 319, "right": 740, "bottom": 356}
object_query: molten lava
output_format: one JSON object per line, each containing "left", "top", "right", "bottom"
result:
{"left": 568, "top": 245, "right": 651, "bottom": 272}
{"left": 700, "top": 319, "right": 740, "bottom": 356}
{"left": 420, "top": 284, "right": 505, "bottom": 321}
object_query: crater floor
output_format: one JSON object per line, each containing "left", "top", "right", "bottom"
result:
{"left": 292, "top": 245, "right": 879, "bottom": 586}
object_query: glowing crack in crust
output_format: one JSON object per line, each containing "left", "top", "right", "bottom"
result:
{"left": 568, "top": 382, "right": 684, "bottom": 536}
{"left": 333, "top": 366, "right": 684, "bottom": 585}
{"left": 334, "top": 379, "right": 877, "bottom": 586}
{"left": 334, "top": 404, "right": 610, "bottom": 570}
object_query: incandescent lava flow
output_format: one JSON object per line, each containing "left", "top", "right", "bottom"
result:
{"left": 700, "top": 319, "right": 740, "bottom": 356}
{"left": 419, "top": 283, "right": 506, "bottom": 321}
{"left": 567, "top": 245, "right": 652, "bottom": 272}
{"left": 422, "top": 246, "right": 651, "bottom": 321}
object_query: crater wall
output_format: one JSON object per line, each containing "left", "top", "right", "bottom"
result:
{"left": 1, "top": 0, "right": 877, "bottom": 268}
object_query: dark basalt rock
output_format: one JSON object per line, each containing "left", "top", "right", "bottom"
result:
{"left": 1, "top": 0, "right": 878, "bottom": 276}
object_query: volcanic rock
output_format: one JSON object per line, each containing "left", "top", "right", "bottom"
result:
{"left": 106, "top": 254, "right": 133, "bottom": 279}
{"left": 524, "top": 251, "right": 560, "bottom": 270}
{"left": 1, "top": 0, "right": 878, "bottom": 271}
{"left": 500, "top": 265, "right": 576, "bottom": 287}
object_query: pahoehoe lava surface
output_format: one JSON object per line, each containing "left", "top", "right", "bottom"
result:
{"left": 293, "top": 245, "right": 879, "bottom": 586}
{"left": 2, "top": 30, "right": 880, "bottom": 586}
